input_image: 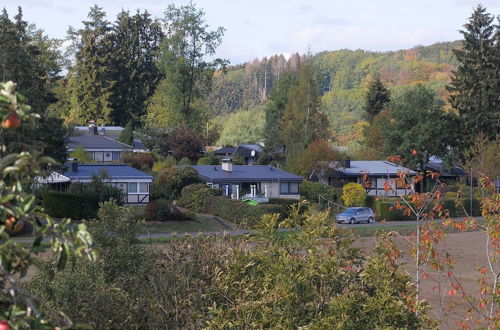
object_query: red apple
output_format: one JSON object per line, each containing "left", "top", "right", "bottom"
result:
{"left": 0, "top": 320, "right": 11, "bottom": 330}
{"left": 1, "top": 112, "right": 21, "bottom": 129}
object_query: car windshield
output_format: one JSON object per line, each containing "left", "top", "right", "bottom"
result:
{"left": 341, "top": 208, "right": 359, "bottom": 215}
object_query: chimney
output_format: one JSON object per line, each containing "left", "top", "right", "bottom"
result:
{"left": 221, "top": 158, "right": 233, "bottom": 172}
{"left": 343, "top": 157, "right": 351, "bottom": 168}
{"left": 88, "top": 120, "right": 98, "bottom": 135}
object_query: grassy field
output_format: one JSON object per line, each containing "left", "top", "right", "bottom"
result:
{"left": 143, "top": 213, "right": 228, "bottom": 234}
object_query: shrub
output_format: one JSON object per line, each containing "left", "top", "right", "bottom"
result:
{"left": 121, "top": 152, "right": 154, "bottom": 171}
{"left": 441, "top": 198, "right": 481, "bottom": 217}
{"left": 153, "top": 166, "right": 201, "bottom": 200}
{"left": 152, "top": 156, "right": 177, "bottom": 173}
{"left": 208, "top": 196, "right": 288, "bottom": 227}
{"left": 342, "top": 183, "right": 366, "bottom": 207}
{"left": 268, "top": 198, "right": 299, "bottom": 208}
{"left": 145, "top": 199, "right": 171, "bottom": 221}
{"left": 66, "top": 176, "right": 124, "bottom": 219}
{"left": 178, "top": 184, "right": 221, "bottom": 213}
{"left": 171, "top": 205, "right": 196, "bottom": 221}
{"left": 41, "top": 190, "right": 86, "bottom": 219}
{"left": 178, "top": 157, "right": 192, "bottom": 166}
{"left": 197, "top": 157, "right": 211, "bottom": 165}
{"left": 374, "top": 200, "right": 415, "bottom": 221}
{"left": 300, "top": 180, "right": 337, "bottom": 202}
{"left": 364, "top": 195, "right": 375, "bottom": 208}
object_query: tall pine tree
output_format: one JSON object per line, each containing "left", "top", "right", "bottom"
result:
{"left": 0, "top": 7, "right": 67, "bottom": 162}
{"left": 363, "top": 74, "right": 390, "bottom": 121}
{"left": 72, "top": 5, "right": 114, "bottom": 124}
{"left": 108, "top": 10, "right": 163, "bottom": 126}
{"left": 447, "top": 5, "right": 499, "bottom": 153}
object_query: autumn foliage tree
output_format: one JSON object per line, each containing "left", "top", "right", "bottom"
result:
{"left": 286, "top": 139, "right": 341, "bottom": 176}
{"left": 169, "top": 127, "right": 204, "bottom": 161}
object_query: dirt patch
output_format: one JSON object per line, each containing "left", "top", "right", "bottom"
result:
{"left": 356, "top": 231, "right": 498, "bottom": 328}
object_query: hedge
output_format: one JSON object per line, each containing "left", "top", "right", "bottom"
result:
{"left": 145, "top": 199, "right": 171, "bottom": 221}
{"left": 441, "top": 198, "right": 481, "bottom": 217}
{"left": 207, "top": 196, "right": 289, "bottom": 227}
{"left": 374, "top": 200, "right": 415, "bottom": 221}
{"left": 268, "top": 198, "right": 299, "bottom": 208}
{"left": 42, "top": 191, "right": 87, "bottom": 219}
{"left": 178, "top": 184, "right": 221, "bottom": 213}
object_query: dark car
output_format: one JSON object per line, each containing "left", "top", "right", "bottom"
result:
{"left": 336, "top": 207, "right": 375, "bottom": 224}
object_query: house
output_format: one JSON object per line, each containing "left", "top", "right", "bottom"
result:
{"left": 191, "top": 159, "right": 302, "bottom": 200}
{"left": 312, "top": 158, "right": 416, "bottom": 197}
{"left": 39, "top": 163, "right": 153, "bottom": 204}
{"left": 68, "top": 124, "right": 133, "bottom": 162}
{"left": 213, "top": 144, "right": 263, "bottom": 165}
{"left": 425, "top": 158, "right": 466, "bottom": 183}
{"left": 74, "top": 124, "right": 147, "bottom": 153}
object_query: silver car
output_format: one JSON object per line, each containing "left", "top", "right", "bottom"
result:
{"left": 336, "top": 207, "right": 375, "bottom": 224}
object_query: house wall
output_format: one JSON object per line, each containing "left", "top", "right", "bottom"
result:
{"left": 319, "top": 175, "right": 413, "bottom": 197}
{"left": 208, "top": 181, "right": 301, "bottom": 200}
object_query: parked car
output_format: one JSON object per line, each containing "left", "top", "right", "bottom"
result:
{"left": 336, "top": 207, "right": 375, "bottom": 224}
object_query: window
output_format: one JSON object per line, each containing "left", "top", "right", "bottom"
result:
{"left": 128, "top": 182, "right": 137, "bottom": 193}
{"left": 139, "top": 183, "right": 149, "bottom": 193}
{"left": 112, "top": 152, "right": 121, "bottom": 161}
{"left": 280, "top": 182, "right": 300, "bottom": 195}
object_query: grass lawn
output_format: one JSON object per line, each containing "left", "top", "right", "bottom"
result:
{"left": 143, "top": 213, "right": 228, "bottom": 234}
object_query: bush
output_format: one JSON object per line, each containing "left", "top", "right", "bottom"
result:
{"left": 374, "top": 200, "right": 415, "bottom": 221}
{"left": 121, "top": 152, "right": 155, "bottom": 171}
{"left": 197, "top": 157, "right": 211, "bottom": 165}
{"left": 41, "top": 190, "right": 86, "bottom": 219}
{"left": 268, "top": 198, "right": 299, "bottom": 208}
{"left": 66, "top": 176, "right": 124, "bottom": 219}
{"left": 441, "top": 198, "right": 481, "bottom": 217}
{"left": 364, "top": 195, "right": 375, "bottom": 208}
{"left": 152, "top": 156, "right": 177, "bottom": 173}
{"left": 145, "top": 199, "right": 171, "bottom": 221}
{"left": 300, "top": 180, "right": 337, "bottom": 202}
{"left": 178, "top": 184, "right": 221, "bottom": 213}
{"left": 208, "top": 196, "right": 288, "bottom": 227}
{"left": 171, "top": 205, "right": 196, "bottom": 221}
{"left": 342, "top": 183, "right": 366, "bottom": 207}
{"left": 178, "top": 157, "right": 192, "bottom": 166}
{"left": 153, "top": 166, "right": 201, "bottom": 200}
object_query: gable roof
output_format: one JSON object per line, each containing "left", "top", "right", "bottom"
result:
{"left": 234, "top": 144, "right": 263, "bottom": 158}
{"left": 330, "top": 161, "right": 416, "bottom": 177}
{"left": 425, "top": 161, "right": 466, "bottom": 177}
{"left": 67, "top": 135, "right": 133, "bottom": 150}
{"left": 214, "top": 147, "right": 236, "bottom": 156}
{"left": 62, "top": 164, "right": 153, "bottom": 180}
{"left": 191, "top": 165, "right": 302, "bottom": 183}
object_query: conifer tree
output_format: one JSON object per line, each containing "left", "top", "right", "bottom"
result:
{"left": 73, "top": 5, "right": 114, "bottom": 124}
{"left": 108, "top": 10, "right": 163, "bottom": 126}
{"left": 363, "top": 74, "right": 390, "bottom": 121}
{"left": 118, "top": 121, "right": 134, "bottom": 146}
{"left": 447, "top": 5, "right": 499, "bottom": 152}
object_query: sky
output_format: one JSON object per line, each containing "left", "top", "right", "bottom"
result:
{"left": 3, "top": 0, "right": 500, "bottom": 65}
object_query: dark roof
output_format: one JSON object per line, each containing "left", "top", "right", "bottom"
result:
{"left": 234, "top": 144, "right": 263, "bottom": 158}
{"left": 214, "top": 147, "right": 236, "bottom": 156}
{"left": 62, "top": 164, "right": 153, "bottom": 180}
{"left": 425, "top": 161, "right": 466, "bottom": 177}
{"left": 67, "top": 135, "right": 133, "bottom": 150}
{"left": 191, "top": 165, "right": 303, "bottom": 183}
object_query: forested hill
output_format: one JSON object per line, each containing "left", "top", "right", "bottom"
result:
{"left": 207, "top": 41, "right": 461, "bottom": 143}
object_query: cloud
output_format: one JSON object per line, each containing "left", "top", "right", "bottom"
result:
{"left": 311, "top": 16, "right": 350, "bottom": 26}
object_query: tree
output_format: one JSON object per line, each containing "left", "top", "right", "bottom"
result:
{"left": 118, "top": 120, "right": 134, "bottom": 146}
{"left": 153, "top": 166, "right": 201, "bottom": 200}
{"left": 263, "top": 72, "right": 298, "bottom": 155}
{"left": 447, "top": 5, "right": 499, "bottom": 153}
{"left": 169, "top": 127, "right": 204, "bottom": 161}
{"left": 383, "top": 84, "right": 459, "bottom": 169}
{"left": 363, "top": 74, "right": 390, "bottom": 120}
{"left": 286, "top": 139, "right": 341, "bottom": 176}
{"left": 0, "top": 7, "right": 68, "bottom": 162}
{"left": 280, "top": 61, "right": 330, "bottom": 164}
{"left": 217, "top": 107, "right": 266, "bottom": 146}
{"left": 108, "top": 10, "right": 163, "bottom": 126}
{"left": 72, "top": 5, "right": 114, "bottom": 124}
{"left": 69, "top": 145, "right": 94, "bottom": 163}
{"left": 147, "top": 3, "right": 227, "bottom": 132}
{"left": 0, "top": 81, "right": 96, "bottom": 327}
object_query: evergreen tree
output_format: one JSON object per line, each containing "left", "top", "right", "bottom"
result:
{"left": 147, "top": 3, "right": 227, "bottom": 132}
{"left": 108, "top": 10, "right": 163, "bottom": 126}
{"left": 280, "top": 61, "right": 330, "bottom": 165}
{"left": 118, "top": 121, "right": 134, "bottom": 146}
{"left": 363, "top": 74, "right": 390, "bottom": 121}
{"left": 447, "top": 5, "right": 499, "bottom": 153}
{"left": 73, "top": 5, "right": 114, "bottom": 124}
{"left": 0, "top": 7, "right": 67, "bottom": 162}
{"left": 263, "top": 72, "right": 298, "bottom": 154}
